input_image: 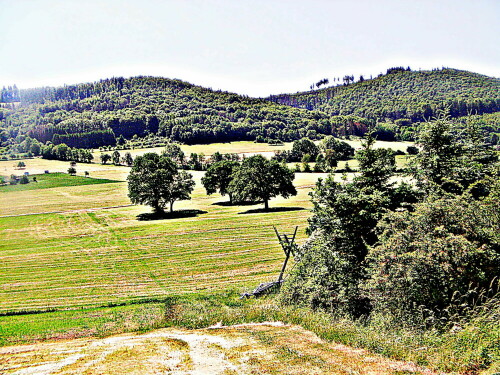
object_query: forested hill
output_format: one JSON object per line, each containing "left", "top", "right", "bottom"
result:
{"left": 267, "top": 68, "right": 500, "bottom": 122}
{"left": 1, "top": 68, "right": 499, "bottom": 153}
{"left": 0, "top": 77, "right": 370, "bottom": 150}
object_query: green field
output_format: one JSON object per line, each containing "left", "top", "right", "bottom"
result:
{"left": 0, "top": 172, "right": 119, "bottom": 192}
{"left": 0, "top": 159, "right": 326, "bottom": 316}
{"left": 0, "top": 140, "right": 411, "bottom": 343}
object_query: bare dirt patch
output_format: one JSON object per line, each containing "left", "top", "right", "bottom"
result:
{"left": 0, "top": 323, "right": 444, "bottom": 375}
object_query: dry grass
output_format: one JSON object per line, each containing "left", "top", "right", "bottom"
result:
{"left": 1, "top": 161, "right": 320, "bottom": 314}
{"left": 0, "top": 324, "right": 440, "bottom": 375}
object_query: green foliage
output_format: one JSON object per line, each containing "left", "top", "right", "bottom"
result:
{"left": 162, "top": 142, "right": 185, "bottom": 166}
{"left": 292, "top": 137, "right": 319, "bottom": 160}
{"left": 100, "top": 153, "right": 111, "bottom": 164}
{"left": 5, "top": 69, "right": 493, "bottom": 153}
{"left": 320, "top": 136, "right": 355, "bottom": 160}
{"left": 1, "top": 76, "right": 371, "bottom": 153}
{"left": 280, "top": 230, "right": 368, "bottom": 316}
{"left": 367, "top": 195, "right": 500, "bottom": 322}
{"left": 19, "top": 175, "right": 29, "bottom": 184}
{"left": 270, "top": 68, "right": 500, "bottom": 123}
{"left": 201, "top": 160, "right": 240, "bottom": 203}
{"left": 67, "top": 167, "right": 76, "bottom": 175}
{"left": 39, "top": 142, "right": 93, "bottom": 163}
{"left": 308, "top": 177, "right": 392, "bottom": 262}
{"left": 372, "top": 122, "right": 397, "bottom": 141}
{"left": 228, "top": 155, "right": 296, "bottom": 210}
{"left": 124, "top": 151, "right": 133, "bottom": 166}
{"left": 281, "top": 120, "right": 500, "bottom": 324}
{"left": 112, "top": 150, "right": 121, "bottom": 165}
{"left": 285, "top": 139, "right": 404, "bottom": 315}
{"left": 127, "top": 153, "right": 195, "bottom": 213}
{"left": 410, "top": 113, "right": 498, "bottom": 195}
{"left": 354, "top": 136, "right": 396, "bottom": 189}
{"left": 165, "top": 170, "right": 196, "bottom": 212}
{"left": 406, "top": 145, "right": 419, "bottom": 155}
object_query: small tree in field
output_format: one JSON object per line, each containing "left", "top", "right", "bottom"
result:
{"left": 229, "top": 154, "right": 296, "bottom": 210}
{"left": 124, "top": 152, "right": 133, "bottom": 166}
{"left": 68, "top": 167, "right": 76, "bottom": 176}
{"left": 100, "top": 153, "right": 111, "bottom": 165}
{"left": 112, "top": 151, "right": 121, "bottom": 165}
{"left": 201, "top": 160, "right": 239, "bottom": 204}
{"left": 127, "top": 153, "right": 195, "bottom": 213}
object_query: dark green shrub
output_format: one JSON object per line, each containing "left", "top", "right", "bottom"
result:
{"left": 366, "top": 195, "right": 500, "bottom": 324}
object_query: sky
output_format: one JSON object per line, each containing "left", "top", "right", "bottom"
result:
{"left": 0, "top": 0, "right": 499, "bottom": 97}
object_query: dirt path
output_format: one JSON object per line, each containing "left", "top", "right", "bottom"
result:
{"left": 0, "top": 323, "right": 444, "bottom": 375}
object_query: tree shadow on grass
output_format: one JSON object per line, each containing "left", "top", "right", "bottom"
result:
{"left": 136, "top": 209, "right": 208, "bottom": 221}
{"left": 212, "top": 200, "right": 263, "bottom": 207}
{"left": 238, "top": 207, "right": 306, "bottom": 215}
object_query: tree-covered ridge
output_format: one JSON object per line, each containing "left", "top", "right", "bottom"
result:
{"left": 268, "top": 68, "right": 500, "bottom": 122}
{"left": 0, "top": 76, "right": 371, "bottom": 151}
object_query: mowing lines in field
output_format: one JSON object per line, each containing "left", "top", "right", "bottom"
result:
{"left": 0, "top": 205, "right": 310, "bottom": 313}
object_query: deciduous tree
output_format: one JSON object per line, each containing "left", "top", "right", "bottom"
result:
{"left": 229, "top": 155, "right": 296, "bottom": 210}
{"left": 100, "top": 153, "right": 111, "bottom": 165}
{"left": 127, "top": 153, "right": 195, "bottom": 213}
{"left": 201, "top": 160, "right": 239, "bottom": 203}
{"left": 112, "top": 150, "right": 121, "bottom": 165}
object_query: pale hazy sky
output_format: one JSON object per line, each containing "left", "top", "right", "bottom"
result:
{"left": 1, "top": 0, "right": 498, "bottom": 97}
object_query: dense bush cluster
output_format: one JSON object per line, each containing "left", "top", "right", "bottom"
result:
{"left": 272, "top": 136, "right": 354, "bottom": 171}
{"left": 280, "top": 115, "right": 500, "bottom": 328}
{"left": 41, "top": 143, "right": 94, "bottom": 163}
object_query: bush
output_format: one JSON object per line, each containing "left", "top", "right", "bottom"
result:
{"left": 280, "top": 230, "right": 369, "bottom": 317}
{"left": 366, "top": 196, "right": 500, "bottom": 325}
{"left": 19, "top": 175, "right": 29, "bottom": 184}
{"left": 406, "top": 145, "right": 419, "bottom": 155}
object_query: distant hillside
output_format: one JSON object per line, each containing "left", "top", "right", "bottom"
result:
{"left": 1, "top": 68, "right": 499, "bottom": 156}
{"left": 0, "top": 77, "right": 370, "bottom": 151}
{"left": 268, "top": 68, "right": 500, "bottom": 122}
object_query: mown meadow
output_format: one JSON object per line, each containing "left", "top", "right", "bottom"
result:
{"left": 1, "top": 139, "right": 498, "bottom": 374}
{"left": 1, "top": 165, "right": 324, "bottom": 315}
{"left": 1, "top": 143, "right": 336, "bottom": 344}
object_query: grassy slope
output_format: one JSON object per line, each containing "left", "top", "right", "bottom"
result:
{"left": 2, "top": 292, "right": 497, "bottom": 373}
{"left": 0, "top": 152, "right": 332, "bottom": 313}
{"left": 3, "top": 142, "right": 495, "bottom": 373}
